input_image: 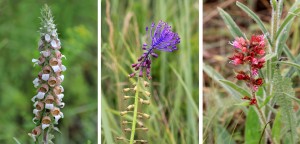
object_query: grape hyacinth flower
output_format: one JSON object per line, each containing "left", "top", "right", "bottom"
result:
{"left": 129, "top": 20, "right": 180, "bottom": 79}
{"left": 228, "top": 35, "right": 266, "bottom": 105}
{"left": 28, "top": 5, "right": 66, "bottom": 142}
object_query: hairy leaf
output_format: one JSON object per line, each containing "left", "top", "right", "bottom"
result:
{"left": 272, "top": 70, "right": 297, "bottom": 143}
{"left": 218, "top": 8, "right": 244, "bottom": 38}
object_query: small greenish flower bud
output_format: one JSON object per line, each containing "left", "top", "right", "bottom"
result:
{"left": 142, "top": 113, "right": 150, "bottom": 119}
{"left": 143, "top": 81, "right": 149, "bottom": 87}
{"left": 126, "top": 104, "right": 135, "bottom": 110}
{"left": 144, "top": 91, "right": 151, "bottom": 97}
{"left": 124, "top": 96, "right": 131, "bottom": 100}
{"left": 124, "top": 128, "right": 131, "bottom": 132}
{"left": 120, "top": 111, "right": 128, "bottom": 116}
{"left": 123, "top": 88, "right": 130, "bottom": 92}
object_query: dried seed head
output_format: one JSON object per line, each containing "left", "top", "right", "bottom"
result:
{"left": 133, "top": 86, "right": 137, "bottom": 91}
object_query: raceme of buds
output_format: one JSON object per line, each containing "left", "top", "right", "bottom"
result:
{"left": 229, "top": 35, "right": 266, "bottom": 92}
{"left": 29, "top": 5, "right": 66, "bottom": 142}
{"left": 129, "top": 20, "right": 181, "bottom": 79}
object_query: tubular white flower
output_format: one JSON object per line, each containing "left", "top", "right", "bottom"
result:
{"left": 51, "top": 65, "right": 61, "bottom": 72}
{"left": 36, "top": 92, "right": 45, "bottom": 99}
{"left": 61, "top": 65, "right": 67, "bottom": 71}
{"left": 32, "top": 59, "right": 39, "bottom": 66}
{"left": 45, "top": 103, "right": 54, "bottom": 110}
{"left": 32, "top": 78, "right": 40, "bottom": 88}
{"left": 57, "top": 94, "right": 64, "bottom": 100}
{"left": 45, "top": 34, "right": 51, "bottom": 42}
{"left": 60, "top": 75, "right": 64, "bottom": 81}
{"left": 33, "top": 109, "right": 39, "bottom": 115}
{"left": 42, "top": 124, "right": 50, "bottom": 130}
{"left": 41, "top": 50, "right": 51, "bottom": 57}
{"left": 51, "top": 40, "right": 58, "bottom": 48}
{"left": 31, "top": 96, "right": 36, "bottom": 102}
{"left": 42, "top": 74, "right": 50, "bottom": 81}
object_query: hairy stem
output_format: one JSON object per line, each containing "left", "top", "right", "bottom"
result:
{"left": 129, "top": 78, "right": 140, "bottom": 144}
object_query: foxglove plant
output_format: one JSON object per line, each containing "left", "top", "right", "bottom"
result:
{"left": 117, "top": 20, "right": 180, "bottom": 144}
{"left": 28, "top": 5, "right": 66, "bottom": 143}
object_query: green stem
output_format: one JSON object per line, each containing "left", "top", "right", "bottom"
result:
{"left": 43, "top": 128, "right": 49, "bottom": 144}
{"left": 129, "top": 78, "right": 140, "bottom": 144}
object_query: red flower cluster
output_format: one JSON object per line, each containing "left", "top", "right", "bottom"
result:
{"left": 229, "top": 35, "right": 266, "bottom": 106}
{"left": 229, "top": 35, "right": 266, "bottom": 92}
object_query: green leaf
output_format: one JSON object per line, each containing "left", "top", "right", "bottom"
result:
{"left": 259, "top": 94, "right": 273, "bottom": 108}
{"left": 276, "top": 61, "right": 300, "bottom": 70}
{"left": 272, "top": 110, "right": 282, "bottom": 143}
{"left": 236, "top": 1, "right": 272, "bottom": 45}
{"left": 219, "top": 79, "right": 251, "bottom": 97}
{"left": 203, "top": 64, "right": 240, "bottom": 99}
{"left": 272, "top": 69, "right": 297, "bottom": 143}
{"left": 218, "top": 7, "right": 244, "bottom": 38}
{"left": 276, "top": 8, "right": 300, "bottom": 40}
{"left": 245, "top": 107, "right": 261, "bottom": 144}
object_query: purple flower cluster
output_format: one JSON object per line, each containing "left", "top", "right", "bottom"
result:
{"left": 129, "top": 20, "right": 180, "bottom": 79}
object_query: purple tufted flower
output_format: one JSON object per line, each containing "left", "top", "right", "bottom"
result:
{"left": 129, "top": 20, "right": 180, "bottom": 79}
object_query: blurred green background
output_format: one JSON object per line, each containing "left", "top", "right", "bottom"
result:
{"left": 0, "top": 0, "right": 97, "bottom": 143}
{"left": 101, "top": 0, "right": 199, "bottom": 143}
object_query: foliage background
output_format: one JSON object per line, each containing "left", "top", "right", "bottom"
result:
{"left": 203, "top": 0, "right": 300, "bottom": 143}
{"left": 101, "top": 0, "right": 199, "bottom": 143}
{"left": 0, "top": 0, "right": 97, "bottom": 143}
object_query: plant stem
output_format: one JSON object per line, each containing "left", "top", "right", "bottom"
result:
{"left": 43, "top": 128, "right": 49, "bottom": 144}
{"left": 129, "top": 78, "right": 140, "bottom": 144}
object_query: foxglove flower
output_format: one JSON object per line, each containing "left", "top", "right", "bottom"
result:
{"left": 129, "top": 20, "right": 180, "bottom": 79}
{"left": 229, "top": 35, "right": 266, "bottom": 104}
{"left": 29, "top": 5, "right": 66, "bottom": 142}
